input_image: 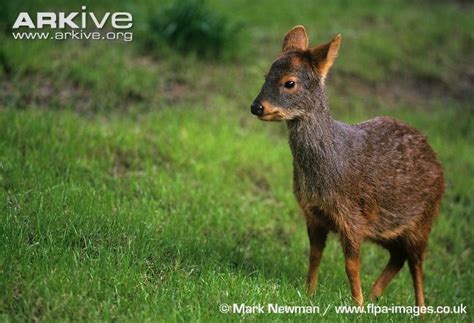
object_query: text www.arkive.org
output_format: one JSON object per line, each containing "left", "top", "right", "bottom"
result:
{"left": 11, "top": 30, "right": 133, "bottom": 42}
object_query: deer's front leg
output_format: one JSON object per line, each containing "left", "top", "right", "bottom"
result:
{"left": 341, "top": 235, "right": 363, "bottom": 306}
{"left": 306, "top": 218, "right": 329, "bottom": 296}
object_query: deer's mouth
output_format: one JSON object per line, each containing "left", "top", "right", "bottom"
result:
{"left": 258, "top": 111, "right": 283, "bottom": 121}
{"left": 258, "top": 100, "right": 286, "bottom": 121}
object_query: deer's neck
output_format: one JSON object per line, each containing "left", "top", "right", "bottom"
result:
{"left": 287, "top": 97, "right": 348, "bottom": 194}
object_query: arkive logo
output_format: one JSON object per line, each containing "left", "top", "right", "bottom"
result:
{"left": 11, "top": 6, "right": 133, "bottom": 42}
{"left": 13, "top": 6, "right": 132, "bottom": 29}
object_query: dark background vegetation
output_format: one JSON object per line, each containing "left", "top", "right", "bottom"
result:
{"left": 0, "top": 0, "right": 473, "bottom": 321}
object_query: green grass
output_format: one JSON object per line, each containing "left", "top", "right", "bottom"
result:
{"left": 1, "top": 0, "right": 473, "bottom": 321}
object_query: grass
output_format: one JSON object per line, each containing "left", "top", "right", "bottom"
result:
{"left": 146, "top": 0, "right": 242, "bottom": 59}
{"left": 0, "top": 0, "right": 473, "bottom": 321}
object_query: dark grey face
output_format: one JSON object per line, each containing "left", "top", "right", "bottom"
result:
{"left": 251, "top": 51, "right": 323, "bottom": 121}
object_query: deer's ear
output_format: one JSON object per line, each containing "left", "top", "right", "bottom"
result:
{"left": 310, "top": 34, "right": 341, "bottom": 82}
{"left": 282, "top": 25, "right": 308, "bottom": 52}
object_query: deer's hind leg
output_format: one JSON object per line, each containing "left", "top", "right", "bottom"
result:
{"left": 370, "top": 241, "right": 406, "bottom": 300}
{"left": 405, "top": 234, "right": 429, "bottom": 307}
{"left": 405, "top": 217, "right": 433, "bottom": 307}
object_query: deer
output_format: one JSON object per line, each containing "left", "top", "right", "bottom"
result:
{"left": 250, "top": 25, "right": 444, "bottom": 307}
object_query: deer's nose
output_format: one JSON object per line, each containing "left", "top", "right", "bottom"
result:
{"left": 250, "top": 101, "right": 264, "bottom": 116}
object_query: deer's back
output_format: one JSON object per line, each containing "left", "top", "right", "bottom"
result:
{"left": 344, "top": 116, "right": 444, "bottom": 239}
{"left": 354, "top": 116, "right": 444, "bottom": 199}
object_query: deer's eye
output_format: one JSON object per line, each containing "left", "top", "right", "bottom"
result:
{"left": 284, "top": 81, "right": 295, "bottom": 89}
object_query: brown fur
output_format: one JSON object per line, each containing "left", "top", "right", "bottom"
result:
{"left": 282, "top": 25, "right": 308, "bottom": 52}
{"left": 251, "top": 26, "right": 444, "bottom": 306}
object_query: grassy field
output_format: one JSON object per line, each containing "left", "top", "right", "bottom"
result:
{"left": 1, "top": 0, "right": 473, "bottom": 321}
